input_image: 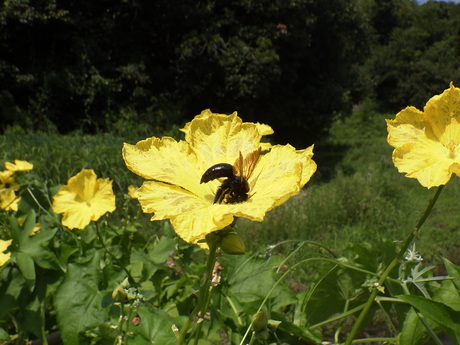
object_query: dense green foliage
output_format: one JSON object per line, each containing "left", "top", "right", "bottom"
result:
{"left": 2, "top": 0, "right": 459, "bottom": 145}
{"left": 2, "top": 105, "right": 460, "bottom": 344}
{"left": 2, "top": 2, "right": 460, "bottom": 342}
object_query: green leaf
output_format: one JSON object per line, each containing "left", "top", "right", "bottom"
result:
{"left": 148, "top": 236, "right": 177, "bottom": 264}
{"left": 443, "top": 258, "right": 460, "bottom": 292}
{"left": 22, "top": 227, "right": 60, "bottom": 270}
{"left": 9, "top": 211, "right": 60, "bottom": 271}
{"left": 433, "top": 280, "right": 460, "bottom": 311}
{"left": 399, "top": 294, "right": 460, "bottom": 345}
{"left": 55, "top": 252, "right": 110, "bottom": 345}
{"left": 0, "top": 266, "right": 27, "bottom": 320}
{"left": 14, "top": 251, "right": 35, "bottom": 291}
{"left": 15, "top": 293, "right": 46, "bottom": 341}
{"left": 400, "top": 307, "right": 436, "bottom": 345}
{"left": 0, "top": 327, "right": 8, "bottom": 341}
{"left": 225, "top": 254, "right": 293, "bottom": 309}
{"left": 136, "top": 305, "right": 177, "bottom": 344}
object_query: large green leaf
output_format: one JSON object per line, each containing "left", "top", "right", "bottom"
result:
{"left": 136, "top": 305, "right": 177, "bottom": 344}
{"left": 399, "top": 307, "right": 436, "bottom": 345}
{"left": 9, "top": 211, "right": 60, "bottom": 271}
{"left": 55, "top": 252, "right": 111, "bottom": 345}
{"left": 224, "top": 254, "right": 295, "bottom": 310}
{"left": 399, "top": 294, "right": 460, "bottom": 345}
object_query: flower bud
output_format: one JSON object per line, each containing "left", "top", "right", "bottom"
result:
{"left": 120, "top": 277, "right": 130, "bottom": 289}
{"left": 251, "top": 311, "right": 268, "bottom": 332}
{"left": 112, "top": 286, "right": 127, "bottom": 302}
{"left": 220, "top": 232, "right": 245, "bottom": 255}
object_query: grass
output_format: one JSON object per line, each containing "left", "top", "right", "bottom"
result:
{"left": 2, "top": 104, "right": 459, "bottom": 269}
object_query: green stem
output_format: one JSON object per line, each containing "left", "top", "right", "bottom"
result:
{"left": 344, "top": 185, "right": 444, "bottom": 345}
{"left": 347, "top": 337, "right": 398, "bottom": 344}
{"left": 114, "top": 302, "right": 125, "bottom": 345}
{"left": 176, "top": 240, "right": 219, "bottom": 345}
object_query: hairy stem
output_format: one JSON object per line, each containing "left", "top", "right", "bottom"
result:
{"left": 344, "top": 185, "right": 444, "bottom": 345}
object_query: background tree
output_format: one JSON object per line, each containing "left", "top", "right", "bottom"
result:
{"left": 0, "top": 0, "right": 369, "bottom": 145}
{"left": 1, "top": 0, "right": 459, "bottom": 146}
{"left": 363, "top": 0, "right": 460, "bottom": 112}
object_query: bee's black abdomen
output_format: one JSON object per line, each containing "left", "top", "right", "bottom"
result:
{"left": 200, "top": 163, "right": 234, "bottom": 183}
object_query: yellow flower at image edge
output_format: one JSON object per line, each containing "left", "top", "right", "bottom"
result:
{"left": 52, "top": 169, "right": 116, "bottom": 230}
{"left": 0, "top": 189, "right": 20, "bottom": 212}
{"left": 5, "top": 159, "right": 33, "bottom": 172}
{"left": 387, "top": 82, "right": 460, "bottom": 188}
{"left": 123, "top": 110, "right": 317, "bottom": 246}
{"left": 0, "top": 239, "right": 12, "bottom": 266}
{"left": 0, "top": 170, "right": 20, "bottom": 211}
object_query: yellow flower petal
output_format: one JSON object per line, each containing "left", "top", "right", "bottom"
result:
{"left": 5, "top": 160, "right": 33, "bottom": 172}
{"left": 233, "top": 144, "right": 316, "bottom": 220}
{"left": 127, "top": 185, "right": 139, "bottom": 199}
{"left": 0, "top": 189, "right": 20, "bottom": 211}
{"left": 168, "top": 142, "right": 318, "bottom": 244}
{"left": 425, "top": 83, "right": 460, "bottom": 144}
{"left": 181, "top": 110, "right": 272, "bottom": 168}
{"left": 137, "top": 181, "right": 209, "bottom": 220}
{"left": 124, "top": 110, "right": 316, "bottom": 247}
{"left": 387, "top": 83, "right": 460, "bottom": 188}
{"left": 0, "top": 170, "right": 18, "bottom": 191}
{"left": 52, "top": 169, "right": 116, "bottom": 229}
{"left": 123, "top": 137, "right": 206, "bottom": 197}
{"left": 0, "top": 239, "right": 12, "bottom": 266}
{"left": 171, "top": 206, "right": 234, "bottom": 245}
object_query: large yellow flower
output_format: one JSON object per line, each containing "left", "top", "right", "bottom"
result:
{"left": 0, "top": 239, "right": 12, "bottom": 266}
{"left": 52, "top": 169, "right": 116, "bottom": 230}
{"left": 123, "top": 110, "right": 317, "bottom": 246}
{"left": 387, "top": 83, "right": 460, "bottom": 188}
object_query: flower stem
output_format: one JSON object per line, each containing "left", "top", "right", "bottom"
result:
{"left": 344, "top": 185, "right": 444, "bottom": 345}
{"left": 176, "top": 240, "right": 219, "bottom": 345}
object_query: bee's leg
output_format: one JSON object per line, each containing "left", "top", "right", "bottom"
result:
{"left": 214, "top": 179, "right": 233, "bottom": 204}
{"left": 214, "top": 186, "right": 225, "bottom": 204}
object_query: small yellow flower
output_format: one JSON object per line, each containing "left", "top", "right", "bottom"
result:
{"left": 0, "top": 239, "right": 12, "bottom": 266}
{"left": 123, "top": 110, "right": 317, "bottom": 246}
{"left": 5, "top": 160, "right": 33, "bottom": 172}
{"left": 387, "top": 83, "right": 460, "bottom": 188}
{"left": 0, "top": 170, "right": 17, "bottom": 191}
{"left": 52, "top": 169, "right": 116, "bottom": 230}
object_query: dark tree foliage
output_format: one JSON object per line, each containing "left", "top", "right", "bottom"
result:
{"left": 364, "top": 0, "right": 460, "bottom": 112}
{"left": 4, "top": 0, "right": 460, "bottom": 145}
{"left": 0, "top": 0, "right": 369, "bottom": 145}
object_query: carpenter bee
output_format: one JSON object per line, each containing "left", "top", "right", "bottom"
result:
{"left": 200, "top": 148, "right": 261, "bottom": 204}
